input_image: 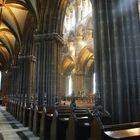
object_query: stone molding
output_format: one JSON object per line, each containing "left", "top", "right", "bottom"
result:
{"left": 18, "top": 55, "right": 36, "bottom": 62}
{"left": 33, "top": 32, "right": 65, "bottom": 45}
{"left": 11, "top": 65, "right": 19, "bottom": 69}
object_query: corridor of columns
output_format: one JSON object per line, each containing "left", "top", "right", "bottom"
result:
{"left": 0, "top": 0, "right": 140, "bottom": 140}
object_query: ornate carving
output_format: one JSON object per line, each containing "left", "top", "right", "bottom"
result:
{"left": 92, "top": 105, "right": 112, "bottom": 124}
{"left": 11, "top": 65, "right": 19, "bottom": 69}
{"left": 33, "top": 33, "right": 65, "bottom": 45}
{"left": 18, "top": 55, "right": 36, "bottom": 62}
{"left": 76, "top": 0, "right": 81, "bottom": 6}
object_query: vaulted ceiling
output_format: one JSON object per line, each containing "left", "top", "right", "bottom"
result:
{"left": 0, "top": 0, "right": 37, "bottom": 70}
{"left": 0, "top": 0, "right": 71, "bottom": 70}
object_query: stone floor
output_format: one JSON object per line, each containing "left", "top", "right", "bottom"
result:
{"left": 0, "top": 106, "right": 39, "bottom": 140}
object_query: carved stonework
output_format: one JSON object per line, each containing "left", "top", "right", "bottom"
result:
{"left": 18, "top": 55, "right": 36, "bottom": 62}
{"left": 33, "top": 33, "right": 65, "bottom": 45}
{"left": 85, "top": 29, "right": 93, "bottom": 40}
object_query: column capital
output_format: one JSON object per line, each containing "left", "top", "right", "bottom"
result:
{"left": 74, "top": 72, "right": 85, "bottom": 76}
{"left": 11, "top": 65, "right": 19, "bottom": 69}
{"left": 33, "top": 32, "right": 65, "bottom": 45}
{"left": 18, "top": 55, "right": 36, "bottom": 62}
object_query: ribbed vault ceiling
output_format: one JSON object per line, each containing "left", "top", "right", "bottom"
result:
{"left": 0, "top": 0, "right": 37, "bottom": 70}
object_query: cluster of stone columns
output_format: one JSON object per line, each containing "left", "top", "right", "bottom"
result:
{"left": 6, "top": 32, "right": 64, "bottom": 136}
{"left": 92, "top": 0, "right": 140, "bottom": 123}
{"left": 33, "top": 33, "right": 63, "bottom": 106}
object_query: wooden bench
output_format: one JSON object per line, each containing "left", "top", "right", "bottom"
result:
{"left": 16, "top": 103, "right": 21, "bottom": 120}
{"left": 40, "top": 106, "right": 73, "bottom": 140}
{"left": 66, "top": 111, "right": 92, "bottom": 140}
{"left": 28, "top": 104, "right": 34, "bottom": 131}
{"left": 13, "top": 101, "right": 17, "bottom": 117}
{"left": 50, "top": 108, "right": 91, "bottom": 140}
{"left": 19, "top": 104, "right": 24, "bottom": 123}
{"left": 39, "top": 106, "right": 54, "bottom": 140}
{"left": 33, "top": 105, "right": 43, "bottom": 136}
{"left": 90, "top": 117, "right": 140, "bottom": 140}
{"left": 23, "top": 106, "right": 30, "bottom": 127}
{"left": 50, "top": 111, "right": 71, "bottom": 140}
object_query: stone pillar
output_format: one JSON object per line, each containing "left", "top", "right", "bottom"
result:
{"left": 60, "top": 74, "right": 66, "bottom": 97}
{"left": 73, "top": 72, "right": 84, "bottom": 96}
{"left": 34, "top": 32, "right": 63, "bottom": 106}
{"left": 65, "top": 13, "right": 70, "bottom": 30}
{"left": 82, "top": 0, "right": 86, "bottom": 18}
{"left": 84, "top": 74, "right": 93, "bottom": 94}
{"left": 18, "top": 55, "right": 36, "bottom": 106}
{"left": 91, "top": 0, "right": 140, "bottom": 123}
{"left": 76, "top": 0, "right": 82, "bottom": 22}
{"left": 10, "top": 65, "right": 19, "bottom": 97}
{"left": 69, "top": 9, "right": 73, "bottom": 29}
{"left": 18, "top": 55, "right": 36, "bottom": 124}
{"left": 9, "top": 65, "right": 19, "bottom": 115}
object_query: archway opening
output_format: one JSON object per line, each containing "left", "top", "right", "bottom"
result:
{"left": 61, "top": 0, "right": 95, "bottom": 107}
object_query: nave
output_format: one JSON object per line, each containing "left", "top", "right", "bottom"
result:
{"left": 0, "top": 0, "right": 140, "bottom": 140}
{"left": 0, "top": 106, "right": 39, "bottom": 140}
{"left": 5, "top": 100, "right": 140, "bottom": 140}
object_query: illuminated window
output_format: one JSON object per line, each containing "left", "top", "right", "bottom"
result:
{"left": 63, "top": 0, "right": 94, "bottom": 97}
{"left": 93, "top": 73, "right": 96, "bottom": 94}
{"left": 68, "top": 75, "right": 73, "bottom": 96}
{"left": 64, "top": 0, "right": 92, "bottom": 32}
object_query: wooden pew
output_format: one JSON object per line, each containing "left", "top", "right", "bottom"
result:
{"left": 14, "top": 100, "right": 18, "bottom": 118}
{"left": 50, "top": 108, "right": 91, "bottom": 140}
{"left": 66, "top": 111, "right": 91, "bottom": 140}
{"left": 23, "top": 105, "right": 30, "bottom": 127}
{"left": 90, "top": 117, "right": 140, "bottom": 140}
{"left": 40, "top": 106, "right": 74, "bottom": 140}
{"left": 28, "top": 103, "right": 34, "bottom": 131}
{"left": 19, "top": 104, "right": 24, "bottom": 123}
{"left": 13, "top": 101, "right": 16, "bottom": 116}
{"left": 39, "top": 106, "right": 54, "bottom": 140}
{"left": 6, "top": 100, "right": 10, "bottom": 112}
{"left": 16, "top": 103, "right": 20, "bottom": 120}
{"left": 50, "top": 109, "right": 71, "bottom": 140}
{"left": 33, "top": 105, "right": 42, "bottom": 136}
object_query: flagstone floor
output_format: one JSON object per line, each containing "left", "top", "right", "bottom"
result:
{"left": 0, "top": 106, "right": 39, "bottom": 140}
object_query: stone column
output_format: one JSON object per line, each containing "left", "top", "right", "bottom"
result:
{"left": 60, "top": 74, "right": 66, "bottom": 97}
{"left": 76, "top": 0, "right": 82, "bottom": 22}
{"left": 34, "top": 32, "right": 63, "bottom": 106}
{"left": 73, "top": 72, "right": 84, "bottom": 96}
{"left": 10, "top": 65, "right": 19, "bottom": 97}
{"left": 18, "top": 55, "right": 36, "bottom": 106}
{"left": 91, "top": 0, "right": 140, "bottom": 123}
{"left": 84, "top": 74, "right": 93, "bottom": 94}
{"left": 9, "top": 65, "right": 19, "bottom": 115}
{"left": 18, "top": 55, "right": 36, "bottom": 123}
{"left": 82, "top": 0, "right": 86, "bottom": 18}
